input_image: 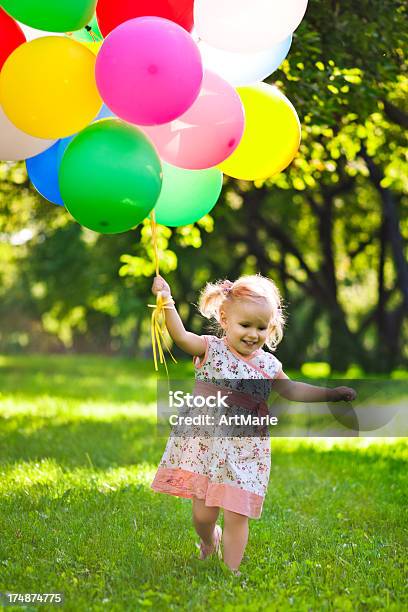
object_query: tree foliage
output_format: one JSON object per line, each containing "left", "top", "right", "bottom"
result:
{"left": 0, "top": 0, "right": 407, "bottom": 371}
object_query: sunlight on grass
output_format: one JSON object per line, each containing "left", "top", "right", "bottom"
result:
{"left": 0, "top": 355, "right": 407, "bottom": 610}
{"left": 0, "top": 459, "right": 157, "bottom": 493}
{"left": 270, "top": 437, "right": 408, "bottom": 456}
{"left": 0, "top": 397, "right": 157, "bottom": 420}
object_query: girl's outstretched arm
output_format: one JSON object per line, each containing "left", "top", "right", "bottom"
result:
{"left": 152, "top": 275, "right": 206, "bottom": 358}
{"left": 274, "top": 369, "right": 357, "bottom": 402}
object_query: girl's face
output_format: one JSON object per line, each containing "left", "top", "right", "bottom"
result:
{"left": 220, "top": 298, "right": 273, "bottom": 357}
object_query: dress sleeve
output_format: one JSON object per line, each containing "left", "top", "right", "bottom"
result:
{"left": 267, "top": 352, "right": 283, "bottom": 379}
{"left": 193, "top": 335, "right": 212, "bottom": 369}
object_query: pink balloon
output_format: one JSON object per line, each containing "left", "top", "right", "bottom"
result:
{"left": 95, "top": 16, "right": 203, "bottom": 126}
{"left": 142, "top": 70, "right": 245, "bottom": 169}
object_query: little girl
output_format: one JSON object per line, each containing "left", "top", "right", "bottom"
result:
{"left": 150, "top": 274, "right": 356, "bottom": 574}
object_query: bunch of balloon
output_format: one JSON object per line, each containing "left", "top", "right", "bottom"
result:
{"left": 194, "top": 0, "right": 307, "bottom": 181}
{"left": 0, "top": 0, "right": 308, "bottom": 234}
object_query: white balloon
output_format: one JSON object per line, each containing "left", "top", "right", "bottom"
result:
{"left": 0, "top": 105, "right": 56, "bottom": 162}
{"left": 194, "top": 0, "right": 308, "bottom": 53}
{"left": 198, "top": 36, "right": 292, "bottom": 87}
{"left": 18, "top": 23, "right": 64, "bottom": 41}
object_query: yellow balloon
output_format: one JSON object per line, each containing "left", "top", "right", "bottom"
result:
{"left": 0, "top": 37, "right": 102, "bottom": 139}
{"left": 81, "top": 41, "right": 102, "bottom": 55}
{"left": 218, "top": 83, "right": 301, "bottom": 181}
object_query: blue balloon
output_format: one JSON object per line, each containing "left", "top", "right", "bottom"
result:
{"left": 57, "top": 105, "right": 115, "bottom": 166}
{"left": 26, "top": 141, "right": 64, "bottom": 206}
{"left": 97, "top": 104, "right": 115, "bottom": 121}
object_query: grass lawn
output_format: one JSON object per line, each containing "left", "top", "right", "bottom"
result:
{"left": 0, "top": 354, "right": 407, "bottom": 611}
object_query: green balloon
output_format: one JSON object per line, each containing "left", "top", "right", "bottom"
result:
{"left": 59, "top": 120, "right": 162, "bottom": 235}
{"left": 70, "top": 14, "right": 103, "bottom": 42}
{"left": 153, "top": 163, "right": 223, "bottom": 227}
{"left": 1, "top": 0, "right": 97, "bottom": 32}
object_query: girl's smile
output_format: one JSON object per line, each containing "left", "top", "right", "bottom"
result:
{"left": 220, "top": 299, "right": 274, "bottom": 357}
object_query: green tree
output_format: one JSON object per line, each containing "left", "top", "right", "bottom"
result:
{"left": 1, "top": 0, "right": 407, "bottom": 371}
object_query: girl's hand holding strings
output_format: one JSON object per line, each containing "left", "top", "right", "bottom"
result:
{"left": 152, "top": 275, "right": 172, "bottom": 299}
{"left": 151, "top": 275, "right": 206, "bottom": 357}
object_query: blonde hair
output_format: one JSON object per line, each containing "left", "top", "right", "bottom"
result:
{"left": 198, "top": 274, "right": 285, "bottom": 351}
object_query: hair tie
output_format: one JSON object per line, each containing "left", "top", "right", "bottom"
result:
{"left": 220, "top": 280, "right": 233, "bottom": 295}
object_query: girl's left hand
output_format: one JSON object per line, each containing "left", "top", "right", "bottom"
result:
{"left": 330, "top": 386, "right": 357, "bottom": 402}
{"left": 152, "top": 275, "right": 171, "bottom": 298}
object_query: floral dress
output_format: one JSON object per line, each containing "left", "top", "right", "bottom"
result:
{"left": 150, "top": 335, "right": 282, "bottom": 518}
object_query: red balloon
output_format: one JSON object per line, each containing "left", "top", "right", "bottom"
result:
{"left": 0, "top": 7, "right": 26, "bottom": 71}
{"left": 96, "top": 0, "right": 194, "bottom": 37}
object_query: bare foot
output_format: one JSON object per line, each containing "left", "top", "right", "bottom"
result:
{"left": 197, "top": 525, "right": 222, "bottom": 560}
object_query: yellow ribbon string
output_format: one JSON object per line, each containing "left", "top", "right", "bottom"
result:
{"left": 148, "top": 210, "right": 177, "bottom": 372}
{"left": 148, "top": 292, "right": 177, "bottom": 373}
{"left": 150, "top": 210, "right": 160, "bottom": 277}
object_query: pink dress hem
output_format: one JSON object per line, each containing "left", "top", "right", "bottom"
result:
{"left": 151, "top": 466, "right": 264, "bottom": 519}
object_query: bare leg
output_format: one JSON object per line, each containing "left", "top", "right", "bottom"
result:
{"left": 192, "top": 496, "right": 220, "bottom": 546}
{"left": 223, "top": 509, "right": 249, "bottom": 571}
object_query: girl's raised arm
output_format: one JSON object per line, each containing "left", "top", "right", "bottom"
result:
{"left": 152, "top": 275, "right": 206, "bottom": 358}
{"left": 274, "top": 369, "right": 357, "bottom": 402}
